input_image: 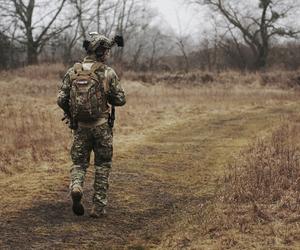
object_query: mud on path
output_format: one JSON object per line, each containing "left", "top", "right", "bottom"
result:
{"left": 0, "top": 102, "right": 297, "bottom": 249}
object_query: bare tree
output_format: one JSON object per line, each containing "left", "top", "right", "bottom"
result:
{"left": 60, "top": 23, "right": 82, "bottom": 64}
{"left": 173, "top": 13, "right": 192, "bottom": 73}
{"left": 149, "top": 31, "right": 162, "bottom": 70}
{"left": 0, "top": 0, "right": 70, "bottom": 64}
{"left": 96, "top": 0, "right": 105, "bottom": 33}
{"left": 95, "top": 0, "right": 120, "bottom": 35}
{"left": 217, "top": 22, "right": 248, "bottom": 69}
{"left": 70, "top": 0, "right": 96, "bottom": 40}
{"left": 191, "top": 0, "right": 300, "bottom": 69}
{"left": 114, "top": 0, "right": 135, "bottom": 62}
{"left": 175, "top": 35, "right": 190, "bottom": 73}
{"left": 63, "top": 0, "right": 159, "bottom": 68}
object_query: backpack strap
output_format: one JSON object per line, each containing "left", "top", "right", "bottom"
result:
{"left": 103, "top": 68, "right": 109, "bottom": 93}
{"left": 69, "top": 63, "right": 83, "bottom": 82}
{"left": 90, "top": 61, "right": 103, "bottom": 72}
{"left": 90, "top": 62, "right": 109, "bottom": 93}
{"left": 73, "top": 62, "right": 83, "bottom": 73}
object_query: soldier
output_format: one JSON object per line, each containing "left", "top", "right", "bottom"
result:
{"left": 57, "top": 32, "right": 126, "bottom": 218}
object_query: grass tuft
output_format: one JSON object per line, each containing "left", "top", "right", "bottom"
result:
{"left": 225, "top": 123, "right": 300, "bottom": 204}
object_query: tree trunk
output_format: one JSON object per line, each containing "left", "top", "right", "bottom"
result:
{"left": 255, "top": 46, "right": 268, "bottom": 69}
{"left": 27, "top": 43, "right": 38, "bottom": 64}
{"left": 63, "top": 47, "right": 72, "bottom": 65}
{"left": 149, "top": 47, "right": 156, "bottom": 70}
{"left": 183, "top": 54, "right": 189, "bottom": 73}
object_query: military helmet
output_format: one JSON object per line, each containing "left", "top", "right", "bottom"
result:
{"left": 83, "top": 32, "right": 124, "bottom": 53}
{"left": 88, "top": 32, "right": 112, "bottom": 50}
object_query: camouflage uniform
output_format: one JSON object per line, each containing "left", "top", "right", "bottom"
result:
{"left": 57, "top": 54, "right": 126, "bottom": 213}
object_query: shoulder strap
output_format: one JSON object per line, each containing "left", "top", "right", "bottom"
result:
{"left": 91, "top": 62, "right": 103, "bottom": 72}
{"left": 91, "top": 62, "right": 109, "bottom": 93}
{"left": 69, "top": 62, "right": 82, "bottom": 81}
{"left": 103, "top": 68, "right": 109, "bottom": 93}
{"left": 73, "top": 62, "right": 83, "bottom": 73}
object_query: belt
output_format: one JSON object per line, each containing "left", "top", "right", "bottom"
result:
{"left": 78, "top": 117, "right": 108, "bottom": 128}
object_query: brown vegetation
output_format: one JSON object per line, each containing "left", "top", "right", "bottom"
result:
{"left": 0, "top": 64, "right": 68, "bottom": 174}
{"left": 225, "top": 123, "right": 300, "bottom": 204}
{"left": 198, "top": 121, "right": 300, "bottom": 248}
{"left": 1, "top": 64, "right": 300, "bottom": 176}
{"left": 2, "top": 64, "right": 300, "bottom": 248}
{"left": 125, "top": 69, "right": 300, "bottom": 88}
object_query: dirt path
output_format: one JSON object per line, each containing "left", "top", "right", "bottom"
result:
{"left": 0, "top": 103, "right": 297, "bottom": 249}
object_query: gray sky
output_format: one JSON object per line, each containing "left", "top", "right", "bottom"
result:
{"left": 151, "top": 0, "right": 300, "bottom": 40}
{"left": 151, "top": 0, "right": 206, "bottom": 35}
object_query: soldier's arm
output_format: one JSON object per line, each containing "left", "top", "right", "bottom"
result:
{"left": 57, "top": 69, "right": 72, "bottom": 112}
{"left": 106, "top": 68, "right": 126, "bottom": 106}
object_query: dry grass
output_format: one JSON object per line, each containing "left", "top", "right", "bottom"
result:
{"left": 125, "top": 69, "right": 300, "bottom": 89}
{"left": 0, "top": 63, "right": 66, "bottom": 80}
{"left": 1, "top": 63, "right": 300, "bottom": 176}
{"left": 2, "top": 64, "right": 298, "bottom": 176}
{"left": 225, "top": 122, "right": 300, "bottom": 204}
{"left": 0, "top": 97, "right": 70, "bottom": 173}
{"left": 0, "top": 83, "right": 68, "bottom": 174}
{"left": 3, "top": 64, "right": 300, "bottom": 248}
{"left": 195, "top": 121, "right": 300, "bottom": 248}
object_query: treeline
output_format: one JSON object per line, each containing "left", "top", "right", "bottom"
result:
{"left": 1, "top": 0, "right": 300, "bottom": 72}
{"left": 188, "top": 41, "right": 300, "bottom": 72}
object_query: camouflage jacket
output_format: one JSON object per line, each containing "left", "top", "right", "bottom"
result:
{"left": 57, "top": 55, "right": 126, "bottom": 117}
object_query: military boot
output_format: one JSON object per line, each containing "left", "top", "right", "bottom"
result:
{"left": 71, "top": 185, "right": 84, "bottom": 216}
{"left": 90, "top": 205, "right": 107, "bottom": 218}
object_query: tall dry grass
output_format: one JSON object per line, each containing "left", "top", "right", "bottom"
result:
{"left": 199, "top": 121, "right": 300, "bottom": 247}
{"left": 0, "top": 63, "right": 66, "bottom": 80}
{"left": 0, "top": 64, "right": 68, "bottom": 174}
{"left": 125, "top": 69, "right": 300, "bottom": 88}
{"left": 1, "top": 64, "right": 299, "bottom": 175}
{"left": 225, "top": 123, "right": 300, "bottom": 204}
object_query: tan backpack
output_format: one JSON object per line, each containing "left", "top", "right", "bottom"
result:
{"left": 69, "top": 62, "right": 109, "bottom": 122}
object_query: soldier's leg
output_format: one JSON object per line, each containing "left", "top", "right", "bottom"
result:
{"left": 70, "top": 127, "right": 92, "bottom": 215}
{"left": 91, "top": 123, "right": 113, "bottom": 217}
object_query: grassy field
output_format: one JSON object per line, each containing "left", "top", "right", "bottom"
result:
{"left": 1, "top": 64, "right": 300, "bottom": 249}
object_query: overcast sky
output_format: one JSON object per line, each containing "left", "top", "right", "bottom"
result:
{"left": 151, "top": 0, "right": 300, "bottom": 38}
{"left": 151, "top": 0, "right": 206, "bottom": 35}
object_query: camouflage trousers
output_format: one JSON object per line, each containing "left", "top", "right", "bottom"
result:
{"left": 70, "top": 122, "right": 113, "bottom": 209}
